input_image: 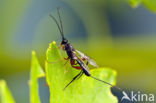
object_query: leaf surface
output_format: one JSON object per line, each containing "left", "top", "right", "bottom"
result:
{"left": 128, "top": 0, "right": 156, "bottom": 12}
{"left": 29, "top": 51, "right": 45, "bottom": 103}
{"left": 0, "top": 80, "right": 15, "bottom": 103}
{"left": 45, "top": 41, "right": 118, "bottom": 103}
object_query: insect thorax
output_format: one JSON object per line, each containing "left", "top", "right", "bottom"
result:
{"left": 65, "top": 43, "right": 75, "bottom": 59}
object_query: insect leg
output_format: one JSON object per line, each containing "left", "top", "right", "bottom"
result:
{"left": 64, "top": 59, "right": 70, "bottom": 73}
{"left": 63, "top": 71, "right": 83, "bottom": 90}
{"left": 86, "top": 61, "right": 89, "bottom": 65}
{"left": 76, "top": 71, "right": 83, "bottom": 80}
{"left": 64, "top": 59, "right": 69, "bottom": 66}
{"left": 90, "top": 76, "right": 122, "bottom": 92}
{"left": 70, "top": 59, "right": 82, "bottom": 69}
{"left": 71, "top": 65, "right": 81, "bottom": 69}
{"left": 64, "top": 57, "right": 69, "bottom": 60}
{"left": 46, "top": 57, "right": 69, "bottom": 64}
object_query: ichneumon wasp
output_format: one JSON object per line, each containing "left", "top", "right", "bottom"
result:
{"left": 49, "top": 8, "right": 121, "bottom": 91}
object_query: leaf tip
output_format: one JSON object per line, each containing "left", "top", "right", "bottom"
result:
{"left": 32, "top": 50, "right": 36, "bottom": 56}
{"left": 48, "top": 41, "right": 57, "bottom": 51}
{"left": 129, "top": 0, "right": 141, "bottom": 8}
{"left": 0, "top": 80, "right": 6, "bottom": 86}
{"left": 49, "top": 41, "right": 56, "bottom": 47}
{"left": 52, "top": 41, "right": 56, "bottom": 45}
{"left": 112, "top": 69, "right": 117, "bottom": 77}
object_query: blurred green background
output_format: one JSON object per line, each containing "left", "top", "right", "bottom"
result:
{"left": 0, "top": 0, "right": 156, "bottom": 103}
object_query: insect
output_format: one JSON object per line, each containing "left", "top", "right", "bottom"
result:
{"left": 49, "top": 8, "right": 119, "bottom": 90}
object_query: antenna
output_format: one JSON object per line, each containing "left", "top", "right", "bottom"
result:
{"left": 49, "top": 13, "right": 64, "bottom": 39}
{"left": 57, "top": 7, "right": 64, "bottom": 36}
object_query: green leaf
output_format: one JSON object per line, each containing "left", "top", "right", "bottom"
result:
{"left": 45, "top": 41, "right": 118, "bottom": 103}
{"left": 142, "top": 0, "right": 156, "bottom": 12}
{"left": 128, "top": 0, "right": 141, "bottom": 8}
{"left": 0, "top": 80, "right": 15, "bottom": 103}
{"left": 128, "top": 0, "right": 156, "bottom": 12}
{"left": 29, "top": 51, "right": 45, "bottom": 103}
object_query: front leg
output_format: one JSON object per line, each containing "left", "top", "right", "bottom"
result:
{"left": 46, "top": 57, "right": 69, "bottom": 64}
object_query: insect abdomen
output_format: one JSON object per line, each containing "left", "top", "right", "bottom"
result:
{"left": 82, "top": 66, "right": 91, "bottom": 76}
{"left": 76, "top": 59, "right": 91, "bottom": 76}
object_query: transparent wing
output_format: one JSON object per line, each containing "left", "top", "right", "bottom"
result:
{"left": 75, "top": 55, "right": 91, "bottom": 76}
{"left": 75, "top": 50, "right": 99, "bottom": 68}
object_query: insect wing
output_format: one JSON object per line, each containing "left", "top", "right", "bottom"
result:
{"left": 75, "top": 50, "right": 99, "bottom": 67}
{"left": 75, "top": 55, "right": 91, "bottom": 76}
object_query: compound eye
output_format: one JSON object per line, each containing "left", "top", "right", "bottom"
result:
{"left": 61, "top": 38, "right": 68, "bottom": 45}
